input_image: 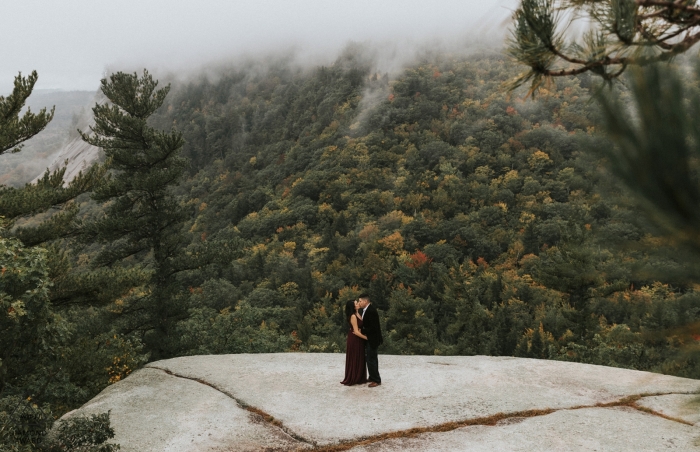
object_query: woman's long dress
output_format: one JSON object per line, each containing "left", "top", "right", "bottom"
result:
{"left": 340, "top": 315, "right": 367, "bottom": 385}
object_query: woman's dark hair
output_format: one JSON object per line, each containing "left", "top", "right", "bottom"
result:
{"left": 344, "top": 300, "right": 356, "bottom": 324}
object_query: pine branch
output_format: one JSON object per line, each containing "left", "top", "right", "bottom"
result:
{"left": 0, "top": 71, "right": 54, "bottom": 155}
{"left": 597, "top": 63, "right": 700, "bottom": 253}
{"left": 0, "top": 164, "right": 105, "bottom": 231}
{"left": 508, "top": 0, "right": 700, "bottom": 92}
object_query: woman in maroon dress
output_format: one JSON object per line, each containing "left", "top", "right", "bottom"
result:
{"left": 340, "top": 300, "right": 368, "bottom": 385}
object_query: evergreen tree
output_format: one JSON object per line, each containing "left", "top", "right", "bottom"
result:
{"left": 507, "top": 0, "right": 700, "bottom": 92}
{"left": 0, "top": 235, "right": 52, "bottom": 396}
{"left": 0, "top": 72, "right": 117, "bottom": 452}
{"left": 597, "top": 63, "right": 700, "bottom": 254}
{"left": 0, "top": 71, "right": 53, "bottom": 155}
{"left": 0, "top": 71, "right": 105, "bottom": 396}
{"left": 81, "top": 70, "right": 189, "bottom": 358}
{"left": 0, "top": 71, "right": 104, "bottom": 244}
{"left": 0, "top": 165, "right": 105, "bottom": 246}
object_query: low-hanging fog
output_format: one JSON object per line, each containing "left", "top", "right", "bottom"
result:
{"left": 0, "top": 0, "right": 518, "bottom": 185}
{"left": 1, "top": 0, "right": 517, "bottom": 92}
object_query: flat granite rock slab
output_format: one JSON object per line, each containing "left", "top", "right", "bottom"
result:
{"left": 638, "top": 393, "right": 700, "bottom": 426}
{"left": 146, "top": 354, "right": 700, "bottom": 446}
{"left": 349, "top": 407, "right": 700, "bottom": 452}
{"left": 62, "top": 367, "right": 306, "bottom": 452}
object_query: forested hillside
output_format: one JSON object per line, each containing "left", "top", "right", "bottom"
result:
{"left": 147, "top": 49, "right": 698, "bottom": 375}
{"left": 2, "top": 49, "right": 699, "bottom": 443}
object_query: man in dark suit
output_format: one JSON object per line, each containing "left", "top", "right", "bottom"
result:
{"left": 358, "top": 293, "right": 383, "bottom": 387}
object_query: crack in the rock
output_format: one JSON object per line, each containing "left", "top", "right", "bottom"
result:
{"left": 596, "top": 392, "right": 698, "bottom": 427}
{"left": 311, "top": 391, "right": 699, "bottom": 452}
{"left": 145, "top": 366, "right": 698, "bottom": 452}
{"left": 147, "top": 365, "right": 315, "bottom": 448}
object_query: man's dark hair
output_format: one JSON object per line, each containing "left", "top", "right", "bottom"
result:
{"left": 358, "top": 293, "right": 370, "bottom": 300}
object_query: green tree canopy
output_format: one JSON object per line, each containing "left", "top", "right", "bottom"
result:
{"left": 0, "top": 71, "right": 118, "bottom": 452}
{"left": 81, "top": 70, "right": 195, "bottom": 358}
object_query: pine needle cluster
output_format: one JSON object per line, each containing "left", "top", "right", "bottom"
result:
{"left": 508, "top": 0, "right": 700, "bottom": 93}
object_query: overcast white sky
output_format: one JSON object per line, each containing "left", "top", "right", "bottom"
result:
{"left": 1, "top": 0, "right": 517, "bottom": 92}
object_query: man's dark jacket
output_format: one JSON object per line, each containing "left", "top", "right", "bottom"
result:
{"left": 362, "top": 304, "right": 383, "bottom": 349}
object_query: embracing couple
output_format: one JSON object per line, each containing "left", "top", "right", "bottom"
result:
{"left": 340, "top": 294, "right": 383, "bottom": 387}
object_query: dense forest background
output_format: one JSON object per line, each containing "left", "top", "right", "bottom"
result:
{"left": 2, "top": 46, "right": 700, "bottom": 441}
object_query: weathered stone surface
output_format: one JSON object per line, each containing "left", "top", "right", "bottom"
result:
{"left": 638, "top": 393, "right": 700, "bottom": 426}
{"left": 62, "top": 367, "right": 306, "bottom": 451}
{"left": 65, "top": 354, "right": 700, "bottom": 451}
{"left": 32, "top": 136, "right": 100, "bottom": 185}
{"left": 349, "top": 407, "right": 700, "bottom": 451}
{"left": 147, "top": 354, "right": 700, "bottom": 446}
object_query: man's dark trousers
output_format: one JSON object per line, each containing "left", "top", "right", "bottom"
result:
{"left": 361, "top": 302, "right": 383, "bottom": 384}
{"left": 366, "top": 343, "right": 381, "bottom": 384}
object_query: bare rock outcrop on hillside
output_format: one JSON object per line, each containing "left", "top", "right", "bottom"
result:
{"left": 64, "top": 354, "right": 700, "bottom": 451}
{"left": 32, "top": 136, "right": 101, "bottom": 185}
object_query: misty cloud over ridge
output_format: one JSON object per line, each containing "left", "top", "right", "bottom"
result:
{"left": 1, "top": 0, "right": 516, "bottom": 92}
